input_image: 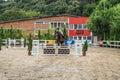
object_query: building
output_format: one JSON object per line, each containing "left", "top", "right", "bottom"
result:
{"left": 68, "top": 17, "right": 91, "bottom": 42}
{"left": 0, "top": 15, "right": 91, "bottom": 42}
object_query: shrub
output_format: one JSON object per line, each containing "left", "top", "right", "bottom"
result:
{"left": 0, "top": 37, "right": 2, "bottom": 50}
{"left": 82, "top": 40, "right": 88, "bottom": 52}
{"left": 27, "top": 33, "right": 32, "bottom": 52}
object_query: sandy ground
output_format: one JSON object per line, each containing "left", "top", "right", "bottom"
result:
{"left": 0, "top": 46, "right": 120, "bottom": 80}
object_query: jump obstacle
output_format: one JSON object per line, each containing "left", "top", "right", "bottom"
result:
{"left": 32, "top": 40, "right": 83, "bottom": 56}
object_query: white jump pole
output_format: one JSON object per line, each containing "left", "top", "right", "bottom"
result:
{"left": 8, "top": 38, "right": 11, "bottom": 48}
{"left": 21, "top": 38, "right": 24, "bottom": 48}
{"left": 13, "top": 39, "right": 16, "bottom": 48}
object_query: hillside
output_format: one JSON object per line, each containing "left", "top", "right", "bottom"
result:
{"left": 0, "top": 0, "right": 99, "bottom": 21}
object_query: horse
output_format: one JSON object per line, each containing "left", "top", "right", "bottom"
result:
{"left": 56, "top": 31, "right": 65, "bottom": 46}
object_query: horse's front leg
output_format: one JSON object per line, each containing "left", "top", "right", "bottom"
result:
{"left": 57, "top": 40, "right": 60, "bottom": 46}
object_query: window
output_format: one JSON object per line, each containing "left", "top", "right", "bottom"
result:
{"left": 36, "top": 21, "right": 43, "bottom": 24}
{"left": 58, "top": 23, "right": 60, "bottom": 27}
{"left": 83, "top": 24, "right": 87, "bottom": 29}
{"left": 54, "top": 23, "right": 57, "bottom": 28}
{"left": 69, "top": 36, "right": 73, "bottom": 40}
{"left": 51, "top": 23, "right": 54, "bottom": 28}
{"left": 66, "top": 23, "right": 68, "bottom": 29}
{"left": 87, "top": 36, "right": 91, "bottom": 40}
{"left": 70, "top": 24, "right": 73, "bottom": 29}
{"left": 44, "top": 21, "right": 49, "bottom": 24}
{"left": 50, "top": 22, "right": 69, "bottom": 29}
{"left": 78, "top": 37, "right": 82, "bottom": 40}
{"left": 74, "top": 24, "right": 77, "bottom": 29}
{"left": 83, "top": 36, "right": 87, "bottom": 40}
{"left": 61, "top": 23, "right": 64, "bottom": 27}
{"left": 74, "top": 36, "right": 77, "bottom": 40}
{"left": 78, "top": 24, "right": 82, "bottom": 29}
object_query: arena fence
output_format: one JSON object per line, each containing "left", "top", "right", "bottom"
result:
{"left": 2, "top": 38, "right": 25, "bottom": 48}
{"left": 98, "top": 41, "right": 120, "bottom": 48}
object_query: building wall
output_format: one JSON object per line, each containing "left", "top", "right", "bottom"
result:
{"left": 0, "top": 19, "right": 35, "bottom": 29}
{"left": 0, "top": 16, "right": 70, "bottom": 34}
{"left": 0, "top": 15, "right": 91, "bottom": 43}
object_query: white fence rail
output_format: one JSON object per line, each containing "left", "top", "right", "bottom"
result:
{"left": 100, "top": 41, "right": 120, "bottom": 48}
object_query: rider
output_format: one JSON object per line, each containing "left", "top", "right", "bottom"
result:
{"left": 57, "top": 28, "right": 64, "bottom": 38}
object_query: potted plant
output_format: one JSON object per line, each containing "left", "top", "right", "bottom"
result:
{"left": 27, "top": 33, "right": 32, "bottom": 56}
{"left": 82, "top": 40, "right": 88, "bottom": 56}
{"left": 0, "top": 38, "right": 2, "bottom": 50}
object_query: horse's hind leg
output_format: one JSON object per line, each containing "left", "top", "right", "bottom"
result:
{"left": 57, "top": 42, "right": 60, "bottom": 46}
{"left": 58, "top": 43, "right": 60, "bottom": 46}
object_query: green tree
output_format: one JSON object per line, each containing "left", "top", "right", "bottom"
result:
{"left": 0, "top": 27, "right": 4, "bottom": 39}
{"left": 0, "top": 0, "right": 99, "bottom": 19}
{"left": 63, "top": 25, "right": 68, "bottom": 40}
{"left": 0, "top": 27, "right": 3, "bottom": 50}
{"left": 87, "top": 0, "right": 120, "bottom": 40}
{"left": 10, "top": 25, "right": 13, "bottom": 39}
{"left": 109, "top": 4, "right": 120, "bottom": 40}
{"left": 82, "top": 40, "right": 88, "bottom": 56}
{"left": 27, "top": 33, "right": 32, "bottom": 55}
{"left": 46, "top": 29, "right": 51, "bottom": 40}
{"left": 0, "top": 9, "right": 40, "bottom": 21}
{"left": 82, "top": 40, "right": 88, "bottom": 52}
{"left": 38, "top": 30, "right": 41, "bottom": 40}
{"left": 53, "top": 28, "right": 57, "bottom": 40}
{"left": 0, "top": 37, "right": 2, "bottom": 50}
{"left": 82, "top": 3, "right": 96, "bottom": 16}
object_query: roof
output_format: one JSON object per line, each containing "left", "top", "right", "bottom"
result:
{"left": 0, "top": 14, "right": 79, "bottom": 24}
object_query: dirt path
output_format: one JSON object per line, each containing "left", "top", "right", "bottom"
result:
{"left": 0, "top": 47, "right": 120, "bottom": 80}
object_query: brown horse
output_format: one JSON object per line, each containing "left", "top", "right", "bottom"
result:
{"left": 56, "top": 31, "right": 64, "bottom": 46}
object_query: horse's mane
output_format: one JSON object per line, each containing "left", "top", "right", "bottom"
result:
{"left": 57, "top": 31, "right": 63, "bottom": 38}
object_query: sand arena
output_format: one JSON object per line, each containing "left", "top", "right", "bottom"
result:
{"left": 0, "top": 46, "right": 120, "bottom": 80}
